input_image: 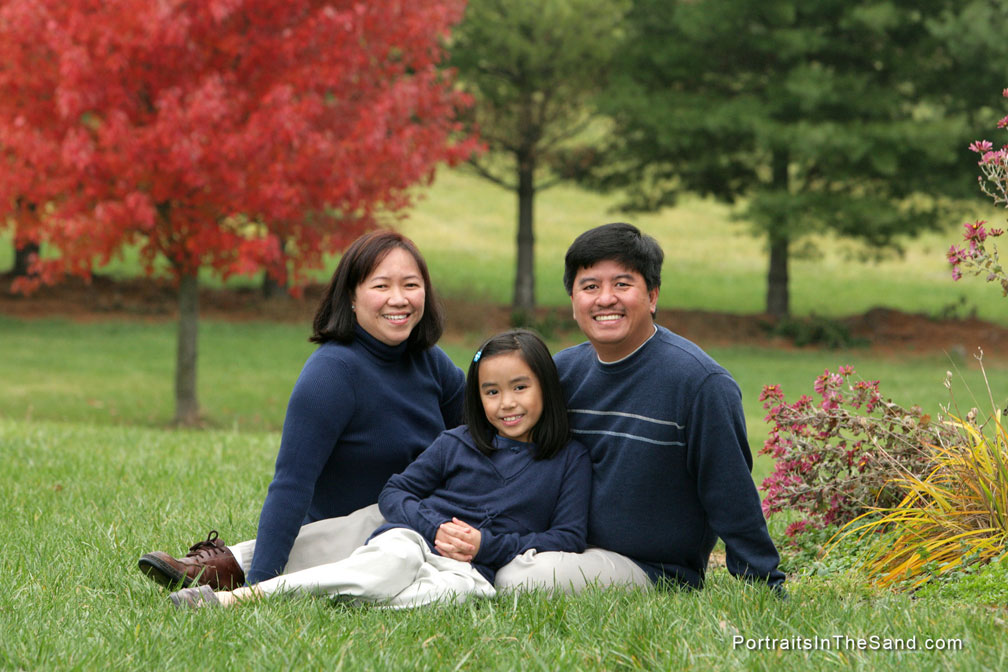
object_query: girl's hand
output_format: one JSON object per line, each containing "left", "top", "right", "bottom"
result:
{"left": 434, "top": 517, "right": 481, "bottom": 562}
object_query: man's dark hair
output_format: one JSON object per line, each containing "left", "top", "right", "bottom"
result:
{"left": 562, "top": 222, "right": 664, "bottom": 295}
{"left": 310, "top": 230, "right": 444, "bottom": 350}
{"left": 463, "top": 329, "right": 570, "bottom": 460}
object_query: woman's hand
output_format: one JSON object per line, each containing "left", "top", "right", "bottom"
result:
{"left": 434, "top": 517, "right": 481, "bottom": 562}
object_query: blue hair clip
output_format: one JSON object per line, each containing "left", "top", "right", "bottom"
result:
{"left": 473, "top": 349, "right": 482, "bottom": 363}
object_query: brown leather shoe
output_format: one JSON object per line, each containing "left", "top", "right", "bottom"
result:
{"left": 138, "top": 530, "right": 245, "bottom": 590}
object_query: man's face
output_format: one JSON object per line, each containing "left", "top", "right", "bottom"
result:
{"left": 570, "top": 260, "right": 659, "bottom": 362}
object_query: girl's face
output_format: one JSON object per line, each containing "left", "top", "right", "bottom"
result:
{"left": 352, "top": 247, "right": 425, "bottom": 346}
{"left": 477, "top": 351, "right": 543, "bottom": 443}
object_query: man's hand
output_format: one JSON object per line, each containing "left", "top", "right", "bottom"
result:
{"left": 434, "top": 517, "right": 481, "bottom": 562}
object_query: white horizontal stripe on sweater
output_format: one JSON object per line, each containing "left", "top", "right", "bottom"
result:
{"left": 571, "top": 428, "right": 685, "bottom": 447}
{"left": 569, "top": 408, "right": 684, "bottom": 428}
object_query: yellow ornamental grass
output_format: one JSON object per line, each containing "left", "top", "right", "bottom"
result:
{"left": 828, "top": 409, "right": 1008, "bottom": 590}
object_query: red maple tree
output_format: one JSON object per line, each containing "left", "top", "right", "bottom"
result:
{"left": 0, "top": 0, "right": 475, "bottom": 424}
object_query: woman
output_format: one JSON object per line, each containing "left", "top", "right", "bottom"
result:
{"left": 138, "top": 230, "right": 465, "bottom": 588}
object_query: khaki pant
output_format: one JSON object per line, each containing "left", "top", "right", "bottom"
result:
{"left": 229, "top": 503, "right": 651, "bottom": 595}
{"left": 495, "top": 547, "right": 651, "bottom": 593}
{"left": 256, "top": 527, "right": 495, "bottom": 608}
{"left": 229, "top": 503, "right": 386, "bottom": 575}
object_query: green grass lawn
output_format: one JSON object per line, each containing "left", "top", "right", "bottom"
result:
{"left": 3, "top": 317, "right": 1006, "bottom": 485}
{"left": 2, "top": 417, "right": 1005, "bottom": 671}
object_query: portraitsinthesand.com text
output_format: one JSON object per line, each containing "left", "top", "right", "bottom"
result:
{"left": 732, "top": 635, "right": 963, "bottom": 652}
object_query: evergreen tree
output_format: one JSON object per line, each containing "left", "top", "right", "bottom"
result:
{"left": 595, "top": 0, "right": 1006, "bottom": 317}
{"left": 450, "top": 0, "right": 630, "bottom": 317}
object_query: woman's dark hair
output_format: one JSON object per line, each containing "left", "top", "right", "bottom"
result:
{"left": 463, "top": 329, "right": 569, "bottom": 460}
{"left": 310, "top": 230, "right": 444, "bottom": 350}
{"left": 562, "top": 222, "right": 664, "bottom": 295}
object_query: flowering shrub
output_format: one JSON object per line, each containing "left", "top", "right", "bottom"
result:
{"left": 947, "top": 88, "right": 1008, "bottom": 295}
{"left": 759, "top": 366, "right": 956, "bottom": 540}
{"left": 947, "top": 219, "right": 1007, "bottom": 295}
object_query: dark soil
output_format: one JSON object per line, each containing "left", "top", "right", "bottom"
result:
{"left": 2, "top": 272, "right": 1007, "bottom": 359}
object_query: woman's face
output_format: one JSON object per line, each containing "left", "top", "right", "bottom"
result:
{"left": 352, "top": 247, "right": 426, "bottom": 346}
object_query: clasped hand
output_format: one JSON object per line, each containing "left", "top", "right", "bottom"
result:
{"left": 434, "top": 517, "right": 481, "bottom": 562}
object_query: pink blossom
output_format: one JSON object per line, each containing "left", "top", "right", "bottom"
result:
{"left": 979, "top": 149, "right": 1008, "bottom": 165}
{"left": 759, "top": 384, "right": 784, "bottom": 404}
{"left": 947, "top": 244, "right": 967, "bottom": 265}
{"left": 963, "top": 220, "right": 988, "bottom": 243}
{"left": 970, "top": 139, "right": 993, "bottom": 153}
{"left": 784, "top": 520, "right": 810, "bottom": 538}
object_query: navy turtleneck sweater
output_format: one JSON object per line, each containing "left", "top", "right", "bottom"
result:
{"left": 246, "top": 325, "right": 465, "bottom": 584}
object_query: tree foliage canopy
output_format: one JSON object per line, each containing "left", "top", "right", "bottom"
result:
{"left": 0, "top": 0, "right": 474, "bottom": 292}
{"left": 593, "top": 0, "right": 1008, "bottom": 315}
{"left": 450, "top": 0, "right": 628, "bottom": 188}
{"left": 0, "top": 0, "right": 473, "bottom": 423}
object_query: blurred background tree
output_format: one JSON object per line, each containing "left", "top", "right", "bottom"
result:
{"left": 449, "top": 0, "right": 630, "bottom": 318}
{"left": 0, "top": 0, "right": 474, "bottom": 425}
{"left": 589, "top": 0, "right": 1008, "bottom": 318}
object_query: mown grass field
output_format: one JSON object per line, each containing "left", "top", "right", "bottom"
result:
{"left": 3, "top": 418, "right": 1006, "bottom": 671}
{"left": 2, "top": 168, "right": 1008, "bottom": 670}
{"left": 2, "top": 316, "right": 1006, "bottom": 484}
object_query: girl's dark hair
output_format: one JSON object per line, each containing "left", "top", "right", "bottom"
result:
{"left": 310, "top": 230, "right": 444, "bottom": 350}
{"left": 463, "top": 329, "right": 570, "bottom": 460}
{"left": 562, "top": 222, "right": 664, "bottom": 295}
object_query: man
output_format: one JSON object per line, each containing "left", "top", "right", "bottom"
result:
{"left": 138, "top": 222, "right": 784, "bottom": 594}
{"left": 495, "top": 222, "right": 785, "bottom": 592}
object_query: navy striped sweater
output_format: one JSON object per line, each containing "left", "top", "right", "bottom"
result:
{"left": 554, "top": 326, "right": 785, "bottom": 589}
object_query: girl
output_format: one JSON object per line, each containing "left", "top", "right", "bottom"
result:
{"left": 169, "top": 329, "right": 591, "bottom": 609}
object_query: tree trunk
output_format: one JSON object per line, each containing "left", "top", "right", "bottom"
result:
{"left": 262, "top": 238, "right": 288, "bottom": 299}
{"left": 262, "top": 271, "right": 287, "bottom": 299}
{"left": 12, "top": 241, "right": 39, "bottom": 277}
{"left": 765, "top": 148, "right": 790, "bottom": 318}
{"left": 766, "top": 235, "right": 789, "bottom": 319}
{"left": 512, "top": 153, "right": 536, "bottom": 319}
{"left": 174, "top": 271, "right": 200, "bottom": 426}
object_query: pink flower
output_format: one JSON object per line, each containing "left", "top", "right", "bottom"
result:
{"left": 963, "top": 220, "right": 987, "bottom": 243}
{"left": 990, "top": 228, "right": 1004, "bottom": 237}
{"left": 759, "top": 384, "right": 784, "bottom": 403}
{"left": 785, "top": 520, "right": 810, "bottom": 538}
{"left": 970, "top": 139, "right": 993, "bottom": 153}
{"left": 979, "top": 149, "right": 1007, "bottom": 165}
{"left": 947, "top": 244, "right": 967, "bottom": 265}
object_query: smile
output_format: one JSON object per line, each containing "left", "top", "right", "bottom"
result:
{"left": 499, "top": 414, "right": 524, "bottom": 425}
{"left": 593, "top": 314, "right": 622, "bottom": 322}
{"left": 382, "top": 313, "right": 410, "bottom": 322}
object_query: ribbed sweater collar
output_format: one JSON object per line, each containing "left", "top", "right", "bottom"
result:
{"left": 353, "top": 323, "right": 410, "bottom": 363}
{"left": 594, "top": 324, "right": 659, "bottom": 373}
